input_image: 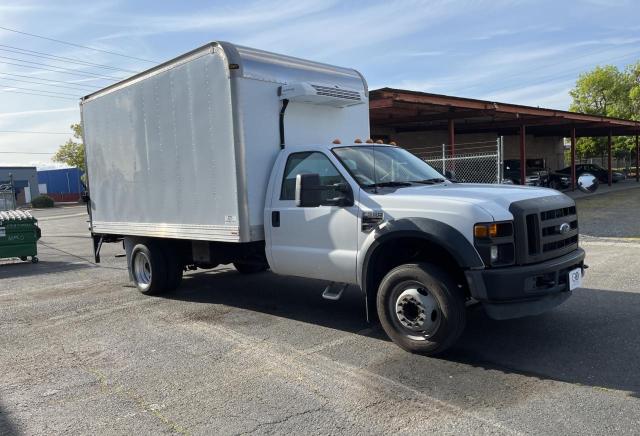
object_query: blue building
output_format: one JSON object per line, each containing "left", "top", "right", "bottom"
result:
{"left": 37, "top": 167, "right": 84, "bottom": 202}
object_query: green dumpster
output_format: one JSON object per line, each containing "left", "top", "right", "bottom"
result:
{"left": 0, "top": 210, "right": 41, "bottom": 263}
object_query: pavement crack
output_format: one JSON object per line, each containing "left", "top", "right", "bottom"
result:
{"left": 234, "top": 404, "right": 330, "bottom": 436}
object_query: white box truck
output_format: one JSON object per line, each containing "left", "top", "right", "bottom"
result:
{"left": 81, "top": 42, "right": 585, "bottom": 355}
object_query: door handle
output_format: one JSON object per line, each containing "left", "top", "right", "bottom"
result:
{"left": 272, "top": 211, "right": 280, "bottom": 227}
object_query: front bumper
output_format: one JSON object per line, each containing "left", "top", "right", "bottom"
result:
{"left": 465, "top": 248, "right": 586, "bottom": 320}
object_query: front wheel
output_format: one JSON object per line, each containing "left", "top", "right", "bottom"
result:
{"left": 376, "top": 263, "right": 466, "bottom": 355}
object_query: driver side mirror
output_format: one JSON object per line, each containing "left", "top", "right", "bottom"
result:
{"left": 295, "top": 173, "right": 353, "bottom": 207}
{"left": 295, "top": 173, "right": 322, "bottom": 207}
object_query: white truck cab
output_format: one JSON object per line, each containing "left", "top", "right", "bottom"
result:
{"left": 81, "top": 42, "right": 585, "bottom": 355}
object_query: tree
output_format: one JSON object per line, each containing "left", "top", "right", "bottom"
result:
{"left": 569, "top": 63, "right": 639, "bottom": 160}
{"left": 53, "top": 123, "right": 85, "bottom": 171}
{"left": 569, "top": 65, "right": 630, "bottom": 118}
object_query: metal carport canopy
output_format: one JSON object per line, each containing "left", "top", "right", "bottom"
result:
{"left": 370, "top": 87, "right": 640, "bottom": 189}
{"left": 370, "top": 88, "right": 640, "bottom": 137}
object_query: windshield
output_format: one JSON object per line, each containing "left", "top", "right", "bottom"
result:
{"left": 333, "top": 146, "right": 445, "bottom": 188}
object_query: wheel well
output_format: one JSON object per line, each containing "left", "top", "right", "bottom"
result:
{"left": 365, "top": 237, "right": 470, "bottom": 303}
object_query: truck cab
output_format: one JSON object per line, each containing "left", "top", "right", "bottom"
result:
{"left": 264, "top": 142, "right": 585, "bottom": 354}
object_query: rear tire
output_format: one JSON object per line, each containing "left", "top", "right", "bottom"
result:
{"left": 376, "top": 263, "right": 466, "bottom": 355}
{"left": 131, "top": 242, "right": 168, "bottom": 295}
{"left": 233, "top": 261, "right": 268, "bottom": 274}
{"left": 162, "top": 242, "right": 183, "bottom": 291}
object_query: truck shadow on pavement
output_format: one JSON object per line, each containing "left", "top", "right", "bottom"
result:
{"left": 0, "top": 260, "right": 92, "bottom": 280}
{"left": 170, "top": 270, "right": 640, "bottom": 398}
{"left": 0, "top": 400, "right": 18, "bottom": 436}
{"left": 450, "top": 287, "right": 640, "bottom": 398}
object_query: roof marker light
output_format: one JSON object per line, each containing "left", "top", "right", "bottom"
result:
{"left": 390, "top": 141, "right": 397, "bottom": 146}
{"left": 332, "top": 138, "right": 341, "bottom": 144}
{"left": 354, "top": 138, "right": 363, "bottom": 143}
{"left": 375, "top": 140, "right": 383, "bottom": 144}
{"left": 365, "top": 138, "right": 374, "bottom": 144}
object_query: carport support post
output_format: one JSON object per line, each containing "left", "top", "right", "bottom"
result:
{"left": 607, "top": 130, "right": 613, "bottom": 186}
{"left": 448, "top": 119, "right": 455, "bottom": 174}
{"left": 519, "top": 125, "right": 526, "bottom": 185}
{"left": 571, "top": 127, "right": 577, "bottom": 191}
{"left": 636, "top": 133, "right": 640, "bottom": 182}
{"left": 448, "top": 119, "right": 455, "bottom": 156}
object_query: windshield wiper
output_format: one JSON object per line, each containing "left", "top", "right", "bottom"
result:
{"left": 364, "top": 181, "right": 413, "bottom": 188}
{"left": 411, "top": 178, "right": 446, "bottom": 184}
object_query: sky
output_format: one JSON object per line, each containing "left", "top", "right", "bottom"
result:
{"left": 1, "top": 0, "right": 639, "bottom": 167}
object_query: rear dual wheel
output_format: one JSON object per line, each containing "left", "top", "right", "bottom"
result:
{"left": 376, "top": 263, "right": 466, "bottom": 355}
{"left": 131, "top": 241, "right": 182, "bottom": 295}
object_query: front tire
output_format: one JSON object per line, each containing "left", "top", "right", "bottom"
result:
{"left": 376, "top": 263, "right": 466, "bottom": 355}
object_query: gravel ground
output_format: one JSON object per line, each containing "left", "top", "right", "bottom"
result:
{"left": 1, "top": 192, "right": 640, "bottom": 435}
{"left": 575, "top": 184, "right": 640, "bottom": 239}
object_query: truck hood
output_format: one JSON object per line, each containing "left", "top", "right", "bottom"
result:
{"left": 368, "top": 182, "right": 567, "bottom": 221}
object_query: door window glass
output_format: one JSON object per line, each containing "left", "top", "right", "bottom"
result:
{"left": 280, "top": 152, "right": 346, "bottom": 201}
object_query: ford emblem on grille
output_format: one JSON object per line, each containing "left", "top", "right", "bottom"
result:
{"left": 559, "top": 222, "right": 571, "bottom": 234}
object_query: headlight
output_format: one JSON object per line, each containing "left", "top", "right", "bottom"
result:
{"left": 474, "top": 221, "right": 515, "bottom": 267}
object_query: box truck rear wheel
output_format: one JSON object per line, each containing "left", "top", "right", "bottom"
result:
{"left": 376, "top": 263, "right": 465, "bottom": 355}
{"left": 131, "top": 243, "right": 168, "bottom": 295}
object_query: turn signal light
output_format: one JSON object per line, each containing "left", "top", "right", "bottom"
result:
{"left": 474, "top": 224, "right": 498, "bottom": 238}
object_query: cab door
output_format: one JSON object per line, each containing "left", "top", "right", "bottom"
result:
{"left": 266, "top": 150, "right": 359, "bottom": 283}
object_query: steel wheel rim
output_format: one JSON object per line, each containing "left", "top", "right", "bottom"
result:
{"left": 390, "top": 281, "right": 442, "bottom": 341}
{"left": 133, "top": 251, "right": 152, "bottom": 290}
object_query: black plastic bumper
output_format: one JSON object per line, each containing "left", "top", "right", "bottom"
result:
{"left": 465, "top": 248, "right": 586, "bottom": 320}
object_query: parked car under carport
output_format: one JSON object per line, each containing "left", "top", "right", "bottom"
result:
{"left": 555, "top": 164, "right": 625, "bottom": 185}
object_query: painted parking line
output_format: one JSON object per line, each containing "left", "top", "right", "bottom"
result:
{"left": 37, "top": 212, "right": 88, "bottom": 221}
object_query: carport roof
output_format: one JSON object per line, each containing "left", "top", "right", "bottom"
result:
{"left": 370, "top": 88, "right": 640, "bottom": 137}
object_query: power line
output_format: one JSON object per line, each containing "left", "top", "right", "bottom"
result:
{"left": 0, "top": 89, "right": 77, "bottom": 100}
{"left": 0, "top": 25, "right": 156, "bottom": 64}
{"left": 0, "top": 82, "right": 80, "bottom": 97}
{"left": 0, "top": 55, "right": 124, "bottom": 80}
{"left": 1, "top": 60, "right": 114, "bottom": 81}
{"left": 0, "top": 44, "right": 140, "bottom": 74}
{"left": 0, "top": 83, "right": 77, "bottom": 97}
{"left": 0, "top": 72, "right": 97, "bottom": 89}
{"left": 0, "top": 130, "right": 69, "bottom": 135}
{"left": 0, "top": 76, "right": 91, "bottom": 92}
{"left": 0, "top": 151, "right": 56, "bottom": 154}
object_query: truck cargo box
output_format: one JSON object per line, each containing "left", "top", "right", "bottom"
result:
{"left": 81, "top": 42, "right": 369, "bottom": 243}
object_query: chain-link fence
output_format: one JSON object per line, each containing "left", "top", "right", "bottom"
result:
{"left": 412, "top": 139, "right": 503, "bottom": 184}
{"left": 0, "top": 184, "right": 16, "bottom": 211}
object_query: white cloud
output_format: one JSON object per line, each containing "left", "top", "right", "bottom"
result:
{"left": 96, "top": 0, "right": 339, "bottom": 40}
{"left": 397, "top": 51, "right": 444, "bottom": 57}
{"left": 0, "top": 106, "right": 76, "bottom": 120}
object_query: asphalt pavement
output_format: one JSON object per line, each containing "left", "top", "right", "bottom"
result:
{"left": 1, "top": 189, "right": 640, "bottom": 435}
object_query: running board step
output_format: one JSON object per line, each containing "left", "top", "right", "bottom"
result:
{"left": 322, "top": 283, "right": 348, "bottom": 301}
